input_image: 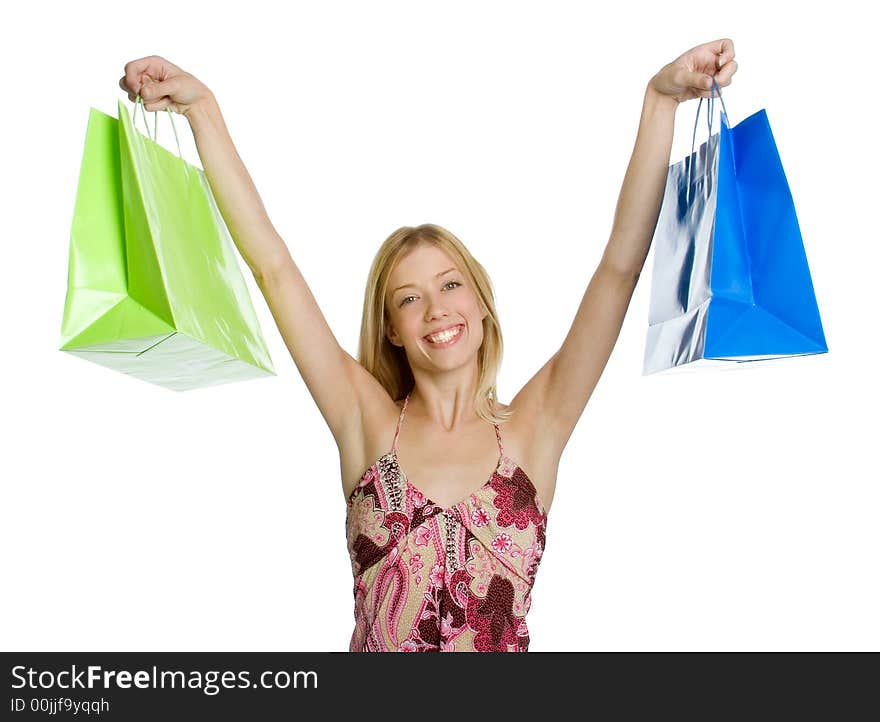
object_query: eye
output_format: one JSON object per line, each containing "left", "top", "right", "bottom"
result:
{"left": 399, "top": 281, "right": 461, "bottom": 307}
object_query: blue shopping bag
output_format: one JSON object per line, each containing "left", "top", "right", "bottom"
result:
{"left": 643, "top": 79, "right": 828, "bottom": 375}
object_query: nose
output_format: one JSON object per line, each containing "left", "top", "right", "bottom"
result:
{"left": 424, "top": 294, "right": 449, "bottom": 323}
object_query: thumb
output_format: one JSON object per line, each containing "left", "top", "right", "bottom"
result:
{"left": 678, "top": 68, "right": 714, "bottom": 92}
{"left": 140, "top": 77, "right": 177, "bottom": 101}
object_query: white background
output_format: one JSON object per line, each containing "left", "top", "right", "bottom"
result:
{"left": 2, "top": 1, "right": 876, "bottom": 651}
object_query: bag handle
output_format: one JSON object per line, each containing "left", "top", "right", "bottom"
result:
{"left": 131, "top": 94, "right": 185, "bottom": 160}
{"left": 685, "top": 76, "right": 729, "bottom": 204}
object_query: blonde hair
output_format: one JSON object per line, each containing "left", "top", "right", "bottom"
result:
{"left": 357, "top": 223, "right": 513, "bottom": 425}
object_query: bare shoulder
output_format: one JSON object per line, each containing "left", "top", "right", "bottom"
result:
{"left": 497, "top": 398, "right": 534, "bottom": 449}
{"left": 499, "top": 399, "right": 561, "bottom": 515}
{"left": 338, "top": 393, "right": 401, "bottom": 502}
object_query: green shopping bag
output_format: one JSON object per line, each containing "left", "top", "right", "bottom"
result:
{"left": 60, "top": 99, "right": 275, "bottom": 391}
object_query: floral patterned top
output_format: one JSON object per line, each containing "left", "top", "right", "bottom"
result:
{"left": 345, "top": 392, "right": 549, "bottom": 652}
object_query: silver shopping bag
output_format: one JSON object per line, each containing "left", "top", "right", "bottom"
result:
{"left": 643, "top": 81, "right": 827, "bottom": 375}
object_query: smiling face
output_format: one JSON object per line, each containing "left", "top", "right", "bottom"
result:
{"left": 384, "top": 243, "right": 488, "bottom": 369}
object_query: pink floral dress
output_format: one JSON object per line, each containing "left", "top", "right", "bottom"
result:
{"left": 345, "top": 392, "right": 549, "bottom": 652}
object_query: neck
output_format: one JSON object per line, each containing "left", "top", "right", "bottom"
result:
{"left": 407, "top": 382, "right": 484, "bottom": 432}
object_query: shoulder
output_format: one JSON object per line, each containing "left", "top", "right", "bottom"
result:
{"left": 339, "top": 396, "right": 401, "bottom": 501}
{"left": 496, "top": 397, "right": 538, "bottom": 454}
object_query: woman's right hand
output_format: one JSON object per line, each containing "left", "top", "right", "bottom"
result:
{"left": 118, "top": 55, "right": 212, "bottom": 117}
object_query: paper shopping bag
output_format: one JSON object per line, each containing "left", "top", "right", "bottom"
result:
{"left": 60, "top": 100, "right": 275, "bottom": 391}
{"left": 643, "top": 83, "right": 827, "bottom": 375}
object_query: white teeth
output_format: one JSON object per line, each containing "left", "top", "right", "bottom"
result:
{"left": 426, "top": 325, "right": 462, "bottom": 344}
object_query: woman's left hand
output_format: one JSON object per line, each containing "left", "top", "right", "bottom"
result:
{"left": 650, "top": 38, "right": 738, "bottom": 104}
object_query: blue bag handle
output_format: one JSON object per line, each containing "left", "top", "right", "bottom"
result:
{"left": 686, "top": 76, "right": 729, "bottom": 203}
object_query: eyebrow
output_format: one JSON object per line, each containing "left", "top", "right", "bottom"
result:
{"left": 392, "top": 268, "right": 458, "bottom": 295}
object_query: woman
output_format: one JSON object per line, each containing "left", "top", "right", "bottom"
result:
{"left": 120, "top": 39, "right": 737, "bottom": 651}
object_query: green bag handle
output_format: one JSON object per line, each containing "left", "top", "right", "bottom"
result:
{"left": 132, "top": 94, "right": 184, "bottom": 160}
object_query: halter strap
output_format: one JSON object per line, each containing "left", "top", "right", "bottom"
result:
{"left": 391, "top": 392, "right": 504, "bottom": 456}
{"left": 391, "top": 393, "right": 410, "bottom": 455}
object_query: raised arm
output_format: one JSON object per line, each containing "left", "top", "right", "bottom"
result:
{"left": 121, "top": 56, "right": 394, "bottom": 448}
{"left": 510, "top": 39, "right": 738, "bottom": 455}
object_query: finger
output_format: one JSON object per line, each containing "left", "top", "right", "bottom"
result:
{"left": 143, "top": 96, "right": 172, "bottom": 113}
{"left": 119, "top": 75, "right": 142, "bottom": 98}
{"left": 708, "top": 59, "right": 738, "bottom": 90}
{"left": 118, "top": 77, "right": 136, "bottom": 102}
{"left": 715, "top": 59, "right": 738, "bottom": 86}
{"left": 678, "top": 67, "right": 714, "bottom": 93}
{"left": 715, "top": 38, "right": 736, "bottom": 68}
{"left": 123, "top": 55, "right": 175, "bottom": 95}
{"left": 140, "top": 76, "right": 180, "bottom": 103}
{"left": 697, "top": 72, "right": 734, "bottom": 100}
{"left": 120, "top": 77, "right": 139, "bottom": 99}
{"left": 123, "top": 57, "right": 159, "bottom": 94}
{"left": 699, "top": 56, "right": 738, "bottom": 98}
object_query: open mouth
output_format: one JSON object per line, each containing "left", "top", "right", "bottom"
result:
{"left": 423, "top": 324, "right": 464, "bottom": 347}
